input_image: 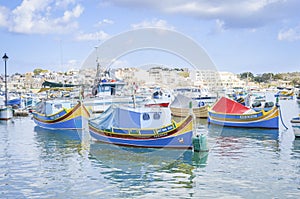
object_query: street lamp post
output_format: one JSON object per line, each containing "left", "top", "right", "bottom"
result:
{"left": 2, "top": 53, "right": 8, "bottom": 107}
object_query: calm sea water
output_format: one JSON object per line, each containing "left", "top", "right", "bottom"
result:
{"left": 0, "top": 99, "right": 300, "bottom": 198}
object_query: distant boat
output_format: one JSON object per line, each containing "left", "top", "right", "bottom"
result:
{"left": 0, "top": 107, "right": 13, "bottom": 120}
{"left": 0, "top": 96, "right": 13, "bottom": 120}
{"left": 89, "top": 105, "right": 194, "bottom": 149}
{"left": 84, "top": 63, "right": 145, "bottom": 113}
{"left": 208, "top": 97, "right": 279, "bottom": 129}
{"left": 274, "top": 88, "right": 294, "bottom": 100}
{"left": 296, "top": 92, "right": 300, "bottom": 104}
{"left": 32, "top": 100, "right": 90, "bottom": 130}
{"left": 291, "top": 116, "right": 300, "bottom": 138}
{"left": 170, "top": 94, "right": 208, "bottom": 118}
{"left": 174, "top": 87, "right": 217, "bottom": 105}
{"left": 144, "top": 88, "right": 173, "bottom": 107}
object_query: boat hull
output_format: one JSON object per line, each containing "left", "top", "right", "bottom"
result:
{"left": 170, "top": 106, "right": 208, "bottom": 118}
{"left": 208, "top": 107, "right": 279, "bottom": 129}
{"left": 292, "top": 126, "right": 300, "bottom": 138}
{"left": 89, "top": 116, "right": 193, "bottom": 149}
{"left": 291, "top": 118, "right": 300, "bottom": 138}
{"left": 0, "top": 107, "right": 13, "bottom": 120}
{"left": 32, "top": 102, "right": 90, "bottom": 130}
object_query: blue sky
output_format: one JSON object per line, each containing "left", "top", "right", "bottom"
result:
{"left": 1, "top": 0, "right": 300, "bottom": 75}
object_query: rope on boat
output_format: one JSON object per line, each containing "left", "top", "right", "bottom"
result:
{"left": 279, "top": 106, "right": 288, "bottom": 130}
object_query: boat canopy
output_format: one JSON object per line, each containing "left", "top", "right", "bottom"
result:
{"left": 170, "top": 94, "right": 199, "bottom": 109}
{"left": 211, "top": 97, "right": 250, "bottom": 114}
{"left": 42, "top": 80, "right": 78, "bottom": 88}
{"left": 90, "top": 105, "right": 172, "bottom": 129}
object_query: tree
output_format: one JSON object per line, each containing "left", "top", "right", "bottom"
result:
{"left": 33, "top": 68, "right": 48, "bottom": 76}
{"left": 273, "top": 73, "right": 283, "bottom": 80}
{"left": 292, "top": 78, "right": 300, "bottom": 87}
{"left": 254, "top": 75, "right": 264, "bottom": 83}
{"left": 240, "top": 72, "right": 254, "bottom": 80}
{"left": 261, "top": 73, "right": 274, "bottom": 82}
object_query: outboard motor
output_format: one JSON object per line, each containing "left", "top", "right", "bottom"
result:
{"left": 264, "top": 101, "right": 274, "bottom": 108}
{"left": 252, "top": 101, "right": 261, "bottom": 108}
{"left": 92, "top": 86, "right": 98, "bottom": 96}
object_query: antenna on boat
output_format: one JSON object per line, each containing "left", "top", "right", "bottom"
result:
{"left": 132, "top": 82, "right": 137, "bottom": 108}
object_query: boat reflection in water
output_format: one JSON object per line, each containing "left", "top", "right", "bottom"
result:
{"left": 89, "top": 142, "right": 208, "bottom": 172}
{"left": 207, "top": 124, "right": 280, "bottom": 158}
{"left": 33, "top": 126, "right": 83, "bottom": 156}
{"left": 208, "top": 124, "right": 280, "bottom": 141}
{"left": 292, "top": 139, "right": 300, "bottom": 152}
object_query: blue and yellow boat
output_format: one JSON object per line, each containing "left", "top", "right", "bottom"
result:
{"left": 208, "top": 97, "right": 279, "bottom": 129}
{"left": 89, "top": 105, "right": 193, "bottom": 149}
{"left": 32, "top": 100, "right": 90, "bottom": 130}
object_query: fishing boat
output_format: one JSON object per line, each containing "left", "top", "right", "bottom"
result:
{"left": 32, "top": 100, "right": 90, "bottom": 130}
{"left": 144, "top": 88, "right": 173, "bottom": 107}
{"left": 170, "top": 94, "right": 208, "bottom": 118}
{"left": 174, "top": 87, "right": 217, "bottom": 105}
{"left": 208, "top": 97, "right": 279, "bottom": 129}
{"left": 296, "top": 92, "right": 300, "bottom": 104}
{"left": 89, "top": 105, "right": 194, "bottom": 149}
{"left": 84, "top": 63, "right": 145, "bottom": 113}
{"left": 274, "top": 87, "right": 294, "bottom": 100}
{"left": 291, "top": 116, "right": 300, "bottom": 138}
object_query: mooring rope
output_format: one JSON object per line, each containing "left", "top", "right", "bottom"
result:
{"left": 279, "top": 106, "right": 288, "bottom": 130}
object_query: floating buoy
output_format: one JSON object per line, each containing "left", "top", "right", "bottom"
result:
{"left": 192, "top": 133, "right": 208, "bottom": 152}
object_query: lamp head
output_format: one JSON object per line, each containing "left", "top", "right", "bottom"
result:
{"left": 2, "top": 53, "right": 8, "bottom": 61}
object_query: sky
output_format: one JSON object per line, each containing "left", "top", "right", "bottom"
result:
{"left": 1, "top": 0, "right": 300, "bottom": 75}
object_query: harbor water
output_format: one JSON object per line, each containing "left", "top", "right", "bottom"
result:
{"left": 0, "top": 99, "right": 300, "bottom": 198}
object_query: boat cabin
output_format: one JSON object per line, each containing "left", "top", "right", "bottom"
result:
{"left": 34, "top": 100, "right": 74, "bottom": 115}
{"left": 93, "top": 81, "right": 126, "bottom": 97}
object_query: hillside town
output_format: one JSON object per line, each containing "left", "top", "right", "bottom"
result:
{"left": 1, "top": 66, "right": 299, "bottom": 94}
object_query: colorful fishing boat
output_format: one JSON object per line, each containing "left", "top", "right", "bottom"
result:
{"left": 32, "top": 100, "right": 90, "bottom": 130}
{"left": 291, "top": 116, "right": 300, "bottom": 138}
{"left": 170, "top": 94, "right": 208, "bottom": 118}
{"left": 296, "top": 92, "right": 300, "bottom": 104}
{"left": 274, "top": 88, "right": 294, "bottom": 100}
{"left": 208, "top": 97, "right": 279, "bottom": 129}
{"left": 89, "top": 105, "right": 194, "bottom": 149}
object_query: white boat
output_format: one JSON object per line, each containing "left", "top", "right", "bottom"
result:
{"left": 0, "top": 97, "right": 13, "bottom": 120}
{"left": 143, "top": 88, "right": 173, "bottom": 107}
{"left": 0, "top": 107, "right": 13, "bottom": 120}
{"left": 85, "top": 63, "right": 146, "bottom": 113}
{"left": 291, "top": 116, "right": 300, "bottom": 138}
{"left": 174, "top": 87, "right": 217, "bottom": 105}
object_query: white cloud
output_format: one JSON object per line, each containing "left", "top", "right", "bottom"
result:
{"left": 131, "top": 19, "right": 174, "bottom": 30}
{"left": 212, "top": 19, "right": 225, "bottom": 34}
{"left": 75, "top": 31, "right": 110, "bottom": 41}
{"left": 60, "top": 4, "right": 83, "bottom": 22}
{"left": 0, "top": 0, "right": 83, "bottom": 34}
{"left": 0, "top": 6, "right": 9, "bottom": 27}
{"left": 55, "top": 0, "right": 76, "bottom": 8}
{"left": 107, "top": 0, "right": 300, "bottom": 29}
{"left": 278, "top": 26, "right": 300, "bottom": 41}
{"left": 95, "top": 18, "right": 114, "bottom": 27}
